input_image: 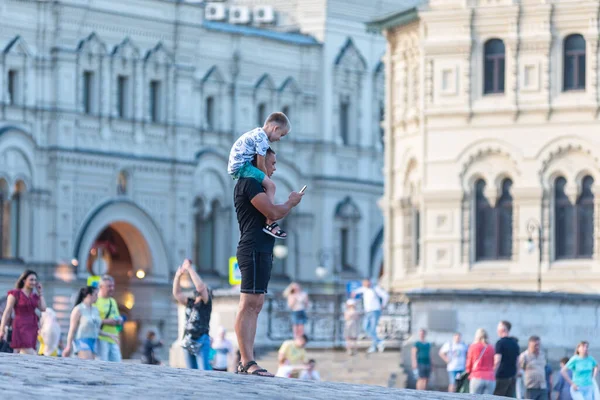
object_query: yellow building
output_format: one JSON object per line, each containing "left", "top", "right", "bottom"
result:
{"left": 369, "top": 1, "right": 600, "bottom": 293}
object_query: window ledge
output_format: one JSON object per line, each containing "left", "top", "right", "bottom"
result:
{"left": 471, "top": 260, "right": 511, "bottom": 270}
{"left": 550, "top": 259, "right": 593, "bottom": 270}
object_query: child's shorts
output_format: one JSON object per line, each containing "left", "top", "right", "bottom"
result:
{"left": 232, "top": 162, "right": 266, "bottom": 183}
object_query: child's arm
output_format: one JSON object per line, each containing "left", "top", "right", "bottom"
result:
{"left": 256, "top": 154, "right": 268, "bottom": 175}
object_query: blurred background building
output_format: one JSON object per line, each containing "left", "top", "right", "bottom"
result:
{"left": 0, "top": 0, "right": 399, "bottom": 357}
{"left": 373, "top": 0, "right": 600, "bottom": 294}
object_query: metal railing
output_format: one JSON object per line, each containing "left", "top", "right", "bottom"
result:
{"left": 266, "top": 292, "right": 411, "bottom": 346}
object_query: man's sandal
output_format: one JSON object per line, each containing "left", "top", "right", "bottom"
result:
{"left": 236, "top": 361, "right": 274, "bottom": 377}
{"left": 263, "top": 222, "right": 287, "bottom": 239}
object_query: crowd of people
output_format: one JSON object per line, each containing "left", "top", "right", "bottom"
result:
{"left": 412, "top": 321, "right": 599, "bottom": 400}
{"left": 1, "top": 267, "right": 599, "bottom": 398}
{"left": 0, "top": 267, "right": 235, "bottom": 371}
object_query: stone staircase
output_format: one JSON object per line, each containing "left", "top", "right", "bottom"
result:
{"left": 256, "top": 349, "right": 407, "bottom": 388}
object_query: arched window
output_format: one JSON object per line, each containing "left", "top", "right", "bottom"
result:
{"left": 555, "top": 176, "right": 594, "bottom": 259}
{"left": 564, "top": 34, "right": 586, "bottom": 91}
{"left": 413, "top": 208, "right": 420, "bottom": 266}
{"left": 193, "top": 199, "right": 218, "bottom": 274}
{"left": 339, "top": 96, "right": 350, "bottom": 145}
{"left": 0, "top": 181, "right": 25, "bottom": 259}
{"left": 475, "top": 178, "right": 513, "bottom": 260}
{"left": 257, "top": 103, "right": 266, "bottom": 126}
{"left": 205, "top": 96, "right": 215, "bottom": 130}
{"left": 484, "top": 39, "right": 505, "bottom": 94}
{"left": 0, "top": 180, "right": 8, "bottom": 258}
{"left": 117, "top": 171, "right": 128, "bottom": 195}
{"left": 281, "top": 105, "right": 290, "bottom": 123}
{"left": 379, "top": 101, "right": 385, "bottom": 146}
{"left": 577, "top": 176, "right": 594, "bottom": 256}
{"left": 335, "top": 197, "right": 361, "bottom": 272}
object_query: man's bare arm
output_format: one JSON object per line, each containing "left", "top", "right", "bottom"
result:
{"left": 251, "top": 192, "right": 302, "bottom": 221}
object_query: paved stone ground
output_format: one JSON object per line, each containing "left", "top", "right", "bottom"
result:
{"left": 0, "top": 353, "right": 500, "bottom": 399}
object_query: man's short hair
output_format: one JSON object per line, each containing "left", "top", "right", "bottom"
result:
{"left": 264, "top": 112, "right": 291, "bottom": 132}
{"left": 500, "top": 320, "right": 512, "bottom": 332}
{"left": 100, "top": 275, "right": 114, "bottom": 285}
{"left": 529, "top": 335, "right": 540, "bottom": 343}
{"left": 251, "top": 147, "right": 275, "bottom": 167}
{"left": 301, "top": 334, "right": 309, "bottom": 343}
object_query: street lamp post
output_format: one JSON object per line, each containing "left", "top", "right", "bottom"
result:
{"left": 315, "top": 248, "right": 342, "bottom": 346}
{"left": 526, "top": 218, "right": 542, "bottom": 292}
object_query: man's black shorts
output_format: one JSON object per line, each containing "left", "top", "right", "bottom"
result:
{"left": 237, "top": 251, "right": 273, "bottom": 294}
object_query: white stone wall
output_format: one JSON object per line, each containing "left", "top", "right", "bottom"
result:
{"left": 382, "top": 0, "right": 600, "bottom": 293}
{"left": 0, "top": 0, "right": 385, "bottom": 351}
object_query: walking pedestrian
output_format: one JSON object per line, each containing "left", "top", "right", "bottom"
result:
{"left": 63, "top": 286, "right": 117, "bottom": 359}
{"left": 351, "top": 279, "right": 389, "bottom": 353}
{"left": 439, "top": 332, "right": 468, "bottom": 393}
{"left": 173, "top": 259, "right": 212, "bottom": 370}
{"left": 494, "top": 320, "right": 520, "bottom": 397}
{"left": 466, "top": 328, "right": 496, "bottom": 395}
{"left": 412, "top": 328, "right": 432, "bottom": 390}
{"left": 519, "top": 335, "right": 549, "bottom": 400}
{"left": 283, "top": 282, "right": 309, "bottom": 339}
{"left": 95, "top": 275, "right": 123, "bottom": 362}
{"left": 561, "top": 341, "right": 598, "bottom": 400}
{"left": 211, "top": 327, "right": 233, "bottom": 372}
{"left": 344, "top": 299, "right": 360, "bottom": 356}
{"left": 554, "top": 357, "right": 574, "bottom": 400}
{"left": 0, "top": 270, "right": 47, "bottom": 355}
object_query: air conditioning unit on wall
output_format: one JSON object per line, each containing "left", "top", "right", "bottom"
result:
{"left": 205, "top": 3, "right": 227, "bottom": 21}
{"left": 254, "top": 6, "right": 276, "bottom": 24}
{"left": 229, "top": 6, "right": 251, "bottom": 24}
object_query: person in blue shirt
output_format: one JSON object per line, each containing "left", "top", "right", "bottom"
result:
{"left": 561, "top": 341, "right": 598, "bottom": 400}
{"left": 554, "top": 357, "right": 573, "bottom": 400}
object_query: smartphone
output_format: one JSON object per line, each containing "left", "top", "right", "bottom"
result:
{"left": 299, "top": 185, "right": 307, "bottom": 194}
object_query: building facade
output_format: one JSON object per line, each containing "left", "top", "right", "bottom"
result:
{"left": 0, "top": 0, "right": 390, "bottom": 357}
{"left": 372, "top": 0, "right": 600, "bottom": 294}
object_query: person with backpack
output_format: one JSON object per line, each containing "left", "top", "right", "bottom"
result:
{"left": 351, "top": 279, "right": 389, "bottom": 353}
{"left": 440, "top": 332, "right": 469, "bottom": 392}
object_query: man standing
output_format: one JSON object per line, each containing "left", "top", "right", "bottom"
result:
{"left": 439, "top": 332, "right": 469, "bottom": 393}
{"left": 351, "top": 279, "right": 389, "bottom": 353}
{"left": 494, "top": 320, "right": 520, "bottom": 397}
{"left": 234, "top": 148, "right": 303, "bottom": 376}
{"left": 412, "top": 328, "right": 432, "bottom": 391}
{"left": 95, "top": 275, "right": 122, "bottom": 362}
{"left": 519, "top": 336, "right": 548, "bottom": 400}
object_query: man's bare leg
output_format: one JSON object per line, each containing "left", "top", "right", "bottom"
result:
{"left": 235, "top": 293, "right": 273, "bottom": 375}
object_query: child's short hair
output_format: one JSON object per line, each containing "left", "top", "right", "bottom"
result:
{"left": 147, "top": 331, "right": 156, "bottom": 340}
{"left": 265, "top": 112, "right": 291, "bottom": 131}
{"left": 560, "top": 357, "right": 570, "bottom": 365}
{"left": 308, "top": 359, "right": 316, "bottom": 364}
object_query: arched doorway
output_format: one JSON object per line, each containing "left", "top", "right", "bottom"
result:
{"left": 73, "top": 199, "right": 171, "bottom": 359}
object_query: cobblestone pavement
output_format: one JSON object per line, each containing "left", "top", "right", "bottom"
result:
{"left": 0, "top": 353, "right": 499, "bottom": 399}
